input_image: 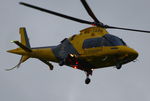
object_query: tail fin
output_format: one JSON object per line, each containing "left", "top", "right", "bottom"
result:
{"left": 19, "top": 27, "right": 31, "bottom": 48}
{"left": 7, "top": 27, "right": 32, "bottom": 54}
{"left": 6, "top": 27, "right": 31, "bottom": 71}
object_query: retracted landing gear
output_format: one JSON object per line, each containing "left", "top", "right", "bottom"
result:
{"left": 85, "top": 69, "right": 93, "bottom": 84}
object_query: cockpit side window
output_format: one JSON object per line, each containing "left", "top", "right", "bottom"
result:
{"left": 82, "top": 34, "right": 127, "bottom": 49}
{"left": 82, "top": 37, "right": 111, "bottom": 49}
{"left": 82, "top": 38, "right": 101, "bottom": 49}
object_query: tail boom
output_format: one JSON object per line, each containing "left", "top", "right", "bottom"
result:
{"left": 7, "top": 27, "right": 58, "bottom": 71}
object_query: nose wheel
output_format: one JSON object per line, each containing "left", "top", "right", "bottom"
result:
{"left": 116, "top": 63, "right": 122, "bottom": 69}
{"left": 85, "top": 69, "right": 93, "bottom": 84}
{"left": 85, "top": 77, "right": 91, "bottom": 84}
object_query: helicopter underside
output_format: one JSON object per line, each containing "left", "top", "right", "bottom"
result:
{"left": 64, "top": 46, "right": 138, "bottom": 71}
{"left": 84, "top": 52, "right": 136, "bottom": 69}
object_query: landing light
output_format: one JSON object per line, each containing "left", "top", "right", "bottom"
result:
{"left": 70, "top": 54, "right": 74, "bottom": 57}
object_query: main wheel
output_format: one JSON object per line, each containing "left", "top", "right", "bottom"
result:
{"left": 85, "top": 78, "right": 91, "bottom": 84}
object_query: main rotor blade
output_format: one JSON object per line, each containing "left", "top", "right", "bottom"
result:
{"left": 105, "top": 25, "right": 150, "bottom": 33}
{"left": 80, "top": 0, "right": 101, "bottom": 23}
{"left": 19, "top": 2, "right": 93, "bottom": 25}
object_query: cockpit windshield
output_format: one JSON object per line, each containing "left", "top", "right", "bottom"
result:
{"left": 104, "top": 34, "right": 127, "bottom": 46}
{"left": 83, "top": 34, "right": 127, "bottom": 49}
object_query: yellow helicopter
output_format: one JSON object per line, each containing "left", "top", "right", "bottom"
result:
{"left": 7, "top": 0, "right": 150, "bottom": 84}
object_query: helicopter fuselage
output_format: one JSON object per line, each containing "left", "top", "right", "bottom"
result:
{"left": 15, "top": 27, "right": 138, "bottom": 70}
{"left": 8, "top": 27, "right": 138, "bottom": 71}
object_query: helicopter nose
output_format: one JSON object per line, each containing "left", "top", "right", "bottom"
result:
{"left": 127, "top": 48, "right": 138, "bottom": 59}
{"left": 122, "top": 47, "right": 138, "bottom": 62}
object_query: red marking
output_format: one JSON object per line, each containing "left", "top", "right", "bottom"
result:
{"left": 92, "top": 24, "right": 96, "bottom": 26}
{"left": 76, "top": 61, "right": 79, "bottom": 64}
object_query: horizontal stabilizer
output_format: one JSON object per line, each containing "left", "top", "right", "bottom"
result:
{"left": 11, "top": 41, "right": 32, "bottom": 52}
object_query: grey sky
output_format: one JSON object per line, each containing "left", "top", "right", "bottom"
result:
{"left": 1, "top": 0, "right": 150, "bottom": 101}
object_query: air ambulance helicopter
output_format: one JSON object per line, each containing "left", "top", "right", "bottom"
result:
{"left": 7, "top": 0, "right": 150, "bottom": 84}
